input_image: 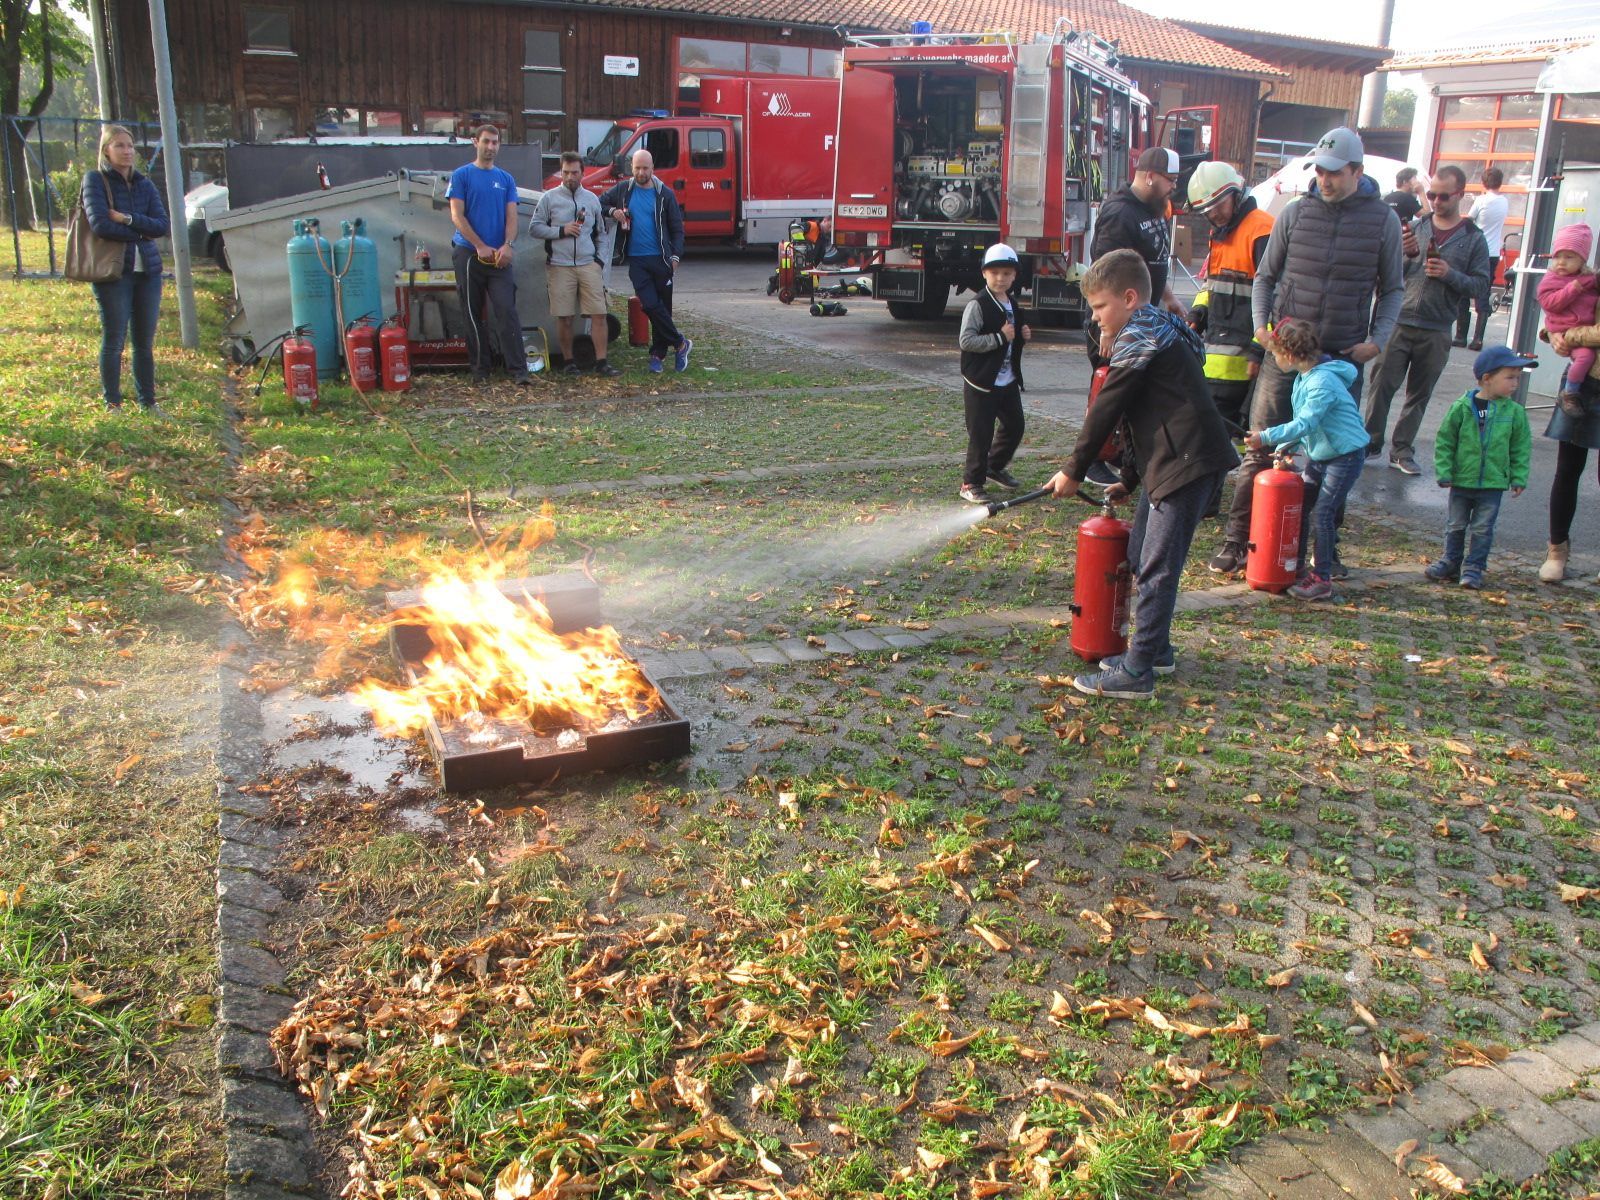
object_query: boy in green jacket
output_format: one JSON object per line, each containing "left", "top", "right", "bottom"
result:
{"left": 1426, "top": 345, "right": 1534, "bottom": 589}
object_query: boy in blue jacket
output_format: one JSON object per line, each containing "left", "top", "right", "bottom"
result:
{"left": 1425, "top": 345, "right": 1533, "bottom": 589}
{"left": 1246, "top": 319, "right": 1370, "bottom": 600}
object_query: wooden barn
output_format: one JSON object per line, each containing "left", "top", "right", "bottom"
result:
{"left": 99, "top": 0, "right": 1299, "bottom": 166}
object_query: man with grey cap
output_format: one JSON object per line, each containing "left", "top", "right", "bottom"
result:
{"left": 1208, "top": 126, "right": 1405, "bottom": 575}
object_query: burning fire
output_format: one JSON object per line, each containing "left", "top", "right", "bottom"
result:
{"left": 355, "top": 565, "right": 663, "bottom": 738}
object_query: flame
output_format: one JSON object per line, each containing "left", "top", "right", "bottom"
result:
{"left": 353, "top": 564, "right": 663, "bottom": 738}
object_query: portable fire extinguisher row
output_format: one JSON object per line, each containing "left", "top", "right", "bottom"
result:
{"left": 1246, "top": 451, "right": 1305, "bottom": 594}
{"left": 343, "top": 317, "right": 379, "bottom": 394}
{"left": 378, "top": 315, "right": 411, "bottom": 392}
{"left": 282, "top": 326, "right": 319, "bottom": 411}
{"left": 1069, "top": 496, "right": 1134, "bottom": 662}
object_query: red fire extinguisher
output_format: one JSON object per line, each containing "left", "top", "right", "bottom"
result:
{"left": 1070, "top": 497, "right": 1134, "bottom": 662}
{"left": 282, "top": 328, "right": 319, "bottom": 410}
{"left": 379, "top": 316, "right": 411, "bottom": 392}
{"left": 1084, "top": 364, "right": 1119, "bottom": 462}
{"left": 344, "top": 318, "right": 379, "bottom": 393}
{"left": 1246, "top": 452, "right": 1304, "bottom": 593}
{"left": 627, "top": 295, "right": 650, "bottom": 347}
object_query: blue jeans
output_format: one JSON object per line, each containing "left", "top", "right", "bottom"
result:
{"left": 1442, "top": 487, "right": 1503, "bottom": 577}
{"left": 1123, "top": 469, "right": 1227, "bottom": 676}
{"left": 92, "top": 270, "right": 162, "bottom": 406}
{"left": 1301, "top": 449, "right": 1365, "bottom": 580}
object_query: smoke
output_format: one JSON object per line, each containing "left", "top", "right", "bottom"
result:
{"left": 596, "top": 499, "right": 993, "bottom": 628}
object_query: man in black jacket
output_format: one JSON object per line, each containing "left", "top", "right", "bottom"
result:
{"left": 600, "top": 149, "right": 692, "bottom": 372}
{"left": 1048, "top": 250, "right": 1240, "bottom": 700}
{"left": 1088, "top": 145, "right": 1186, "bottom": 365}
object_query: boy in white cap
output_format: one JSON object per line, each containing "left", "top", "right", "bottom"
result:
{"left": 957, "top": 243, "right": 1032, "bottom": 503}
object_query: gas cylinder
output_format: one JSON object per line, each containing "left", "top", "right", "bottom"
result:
{"left": 282, "top": 329, "right": 319, "bottom": 410}
{"left": 287, "top": 219, "right": 338, "bottom": 379}
{"left": 379, "top": 317, "right": 411, "bottom": 392}
{"left": 627, "top": 296, "right": 650, "bottom": 347}
{"left": 1069, "top": 499, "right": 1133, "bottom": 662}
{"left": 1084, "top": 364, "right": 1119, "bottom": 461}
{"left": 344, "top": 318, "right": 379, "bottom": 393}
{"left": 1246, "top": 453, "right": 1305, "bottom": 593}
{"left": 333, "top": 218, "right": 383, "bottom": 329}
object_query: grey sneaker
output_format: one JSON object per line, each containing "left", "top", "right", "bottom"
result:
{"left": 139, "top": 402, "right": 171, "bottom": 420}
{"left": 1073, "top": 663, "right": 1156, "bottom": 700}
{"left": 1209, "top": 542, "right": 1246, "bottom": 574}
{"left": 1288, "top": 575, "right": 1333, "bottom": 601}
{"left": 1099, "top": 651, "right": 1176, "bottom": 677}
{"left": 959, "top": 484, "right": 991, "bottom": 505}
{"left": 1329, "top": 557, "right": 1350, "bottom": 580}
{"left": 1425, "top": 559, "right": 1460, "bottom": 582}
{"left": 1390, "top": 455, "right": 1422, "bottom": 476}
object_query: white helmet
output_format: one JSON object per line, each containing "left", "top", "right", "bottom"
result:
{"left": 982, "top": 243, "right": 1019, "bottom": 267}
{"left": 1187, "top": 161, "right": 1246, "bottom": 215}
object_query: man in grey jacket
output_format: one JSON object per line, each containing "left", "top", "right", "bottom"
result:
{"left": 530, "top": 152, "right": 619, "bottom": 376}
{"left": 1209, "top": 126, "right": 1405, "bottom": 574}
{"left": 1362, "top": 165, "right": 1490, "bottom": 474}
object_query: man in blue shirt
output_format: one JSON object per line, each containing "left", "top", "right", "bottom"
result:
{"left": 447, "top": 125, "right": 533, "bottom": 384}
{"left": 600, "top": 149, "right": 692, "bottom": 373}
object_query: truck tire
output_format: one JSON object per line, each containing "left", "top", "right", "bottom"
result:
{"left": 914, "top": 283, "right": 949, "bottom": 319}
{"left": 886, "top": 300, "right": 921, "bottom": 321}
{"left": 209, "top": 233, "right": 231, "bottom": 274}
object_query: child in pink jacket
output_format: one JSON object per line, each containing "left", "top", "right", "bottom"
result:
{"left": 1538, "top": 223, "right": 1598, "bottom": 415}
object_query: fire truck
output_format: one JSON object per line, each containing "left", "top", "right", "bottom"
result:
{"left": 549, "top": 76, "right": 840, "bottom": 245}
{"left": 830, "top": 24, "right": 1151, "bottom": 322}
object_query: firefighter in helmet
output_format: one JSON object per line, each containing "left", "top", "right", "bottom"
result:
{"left": 1185, "top": 162, "right": 1274, "bottom": 431}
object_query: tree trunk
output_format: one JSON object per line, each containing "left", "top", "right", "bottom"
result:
{"left": 1, "top": 119, "right": 37, "bottom": 232}
{"left": 0, "top": 0, "right": 52, "bottom": 233}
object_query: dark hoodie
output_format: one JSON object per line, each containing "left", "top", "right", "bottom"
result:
{"left": 1065, "top": 306, "right": 1240, "bottom": 501}
{"left": 1092, "top": 185, "right": 1173, "bottom": 302}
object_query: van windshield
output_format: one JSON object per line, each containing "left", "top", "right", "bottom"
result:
{"left": 586, "top": 125, "right": 628, "bottom": 166}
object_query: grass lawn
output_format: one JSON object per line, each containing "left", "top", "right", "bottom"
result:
{"left": 0, "top": 266, "right": 233, "bottom": 1197}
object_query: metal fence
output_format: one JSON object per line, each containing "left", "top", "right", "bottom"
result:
{"left": 1, "top": 113, "right": 223, "bottom": 278}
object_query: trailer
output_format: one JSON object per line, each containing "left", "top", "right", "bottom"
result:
{"left": 830, "top": 25, "right": 1150, "bottom": 323}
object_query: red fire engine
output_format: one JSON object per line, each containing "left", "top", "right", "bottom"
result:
{"left": 830, "top": 24, "right": 1150, "bottom": 322}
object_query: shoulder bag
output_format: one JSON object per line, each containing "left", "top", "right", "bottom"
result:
{"left": 64, "top": 174, "right": 126, "bottom": 283}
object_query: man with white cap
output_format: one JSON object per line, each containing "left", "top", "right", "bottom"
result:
{"left": 1207, "top": 125, "right": 1404, "bottom": 575}
{"left": 957, "top": 242, "right": 1032, "bottom": 503}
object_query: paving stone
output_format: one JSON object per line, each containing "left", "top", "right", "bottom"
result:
{"left": 706, "top": 645, "right": 752, "bottom": 670}
{"left": 1438, "top": 1066, "right": 1587, "bottom": 1154}
{"left": 817, "top": 632, "right": 855, "bottom": 654}
{"left": 668, "top": 649, "right": 718, "bottom": 676}
{"left": 225, "top": 1182, "right": 314, "bottom": 1200}
{"left": 1539, "top": 1032, "right": 1600, "bottom": 1076}
{"left": 1452, "top": 1124, "right": 1548, "bottom": 1184}
{"left": 221, "top": 944, "right": 286, "bottom": 992}
{"left": 1408, "top": 1143, "right": 1484, "bottom": 1186}
{"left": 218, "top": 1025, "right": 281, "bottom": 1078}
{"left": 218, "top": 789, "right": 273, "bottom": 820}
{"left": 1229, "top": 1132, "right": 1347, "bottom": 1199}
{"left": 223, "top": 1077, "right": 311, "bottom": 1136}
{"left": 1398, "top": 1080, "right": 1482, "bottom": 1133}
{"left": 218, "top": 811, "right": 283, "bottom": 851}
{"left": 840, "top": 629, "right": 889, "bottom": 652}
{"left": 882, "top": 632, "right": 929, "bottom": 649}
{"left": 219, "top": 986, "right": 297, "bottom": 1036}
{"left": 774, "top": 638, "right": 825, "bottom": 663}
{"left": 218, "top": 869, "right": 286, "bottom": 915}
{"left": 1500, "top": 1049, "right": 1578, "bottom": 1100}
{"left": 1342, "top": 1102, "right": 1431, "bottom": 1159}
{"left": 1280, "top": 1127, "right": 1409, "bottom": 1199}
{"left": 1572, "top": 1021, "right": 1600, "bottom": 1050}
{"left": 220, "top": 839, "right": 276, "bottom": 871}
{"left": 225, "top": 1128, "right": 310, "bottom": 1191}
{"left": 1180, "top": 1165, "right": 1272, "bottom": 1198}
{"left": 1551, "top": 1093, "right": 1600, "bottom": 1136}
{"left": 742, "top": 643, "right": 789, "bottom": 666}
{"left": 217, "top": 902, "right": 273, "bottom": 944}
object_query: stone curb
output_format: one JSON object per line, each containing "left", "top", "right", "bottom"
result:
{"left": 216, "top": 378, "right": 321, "bottom": 1199}
{"left": 1185, "top": 1020, "right": 1600, "bottom": 1196}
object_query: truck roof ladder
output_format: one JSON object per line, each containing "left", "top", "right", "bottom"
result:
{"left": 1006, "top": 43, "right": 1052, "bottom": 240}
{"left": 842, "top": 30, "right": 1017, "bottom": 47}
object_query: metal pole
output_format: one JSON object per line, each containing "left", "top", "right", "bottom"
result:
{"left": 3, "top": 118, "right": 23, "bottom": 277}
{"left": 38, "top": 119, "right": 56, "bottom": 274}
{"left": 1508, "top": 90, "right": 1557, "bottom": 358}
{"left": 89, "top": 0, "right": 114, "bottom": 121}
{"left": 1357, "top": 0, "right": 1397, "bottom": 128}
{"left": 147, "top": 0, "right": 198, "bottom": 349}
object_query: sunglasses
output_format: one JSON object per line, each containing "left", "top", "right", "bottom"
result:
{"left": 1425, "top": 190, "right": 1462, "bottom": 200}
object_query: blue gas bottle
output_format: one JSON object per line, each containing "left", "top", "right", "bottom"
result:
{"left": 287, "top": 218, "right": 338, "bottom": 378}
{"left": 333, "top": 218, "right": 383, "bottom": 329}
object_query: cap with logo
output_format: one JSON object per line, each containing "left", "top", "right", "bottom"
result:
{"left": 1307, "top": 126, "right": 1364, "bottom": 172}
{"left": 1136, "top": 146, "right": 1181, "bottom": 178}
{"left": 1472, "top": 345, "right": 1537, "bottom": 377}
{"left": 982, "top": 243, "right": 1019, "bottom": 268}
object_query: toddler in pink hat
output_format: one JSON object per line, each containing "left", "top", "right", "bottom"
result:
{"left": 1538, "top": 222, "right": 1598, "bottom": 415}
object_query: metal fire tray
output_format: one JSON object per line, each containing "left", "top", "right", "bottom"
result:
{"left": 384, "top": 573, "right": 690, "bottom": 792}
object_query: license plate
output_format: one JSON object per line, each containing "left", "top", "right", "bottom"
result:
{"left": 838, "top": 203, "right": 887, "bottom": 219}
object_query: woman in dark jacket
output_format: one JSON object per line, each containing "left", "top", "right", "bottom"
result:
{"left": 81, "top": 124, "right": 169, "bottom": 413}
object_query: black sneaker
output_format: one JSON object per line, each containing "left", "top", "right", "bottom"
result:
{"left": 1329, "top": 557, "right": 1350, "bottom": 580}
{"left": 561, "top": 362, "right": 582, "bottom": 375}
{"left": 1208, "top": 542, "right": 1246, "bottom": 574}
{"left": 594, "top": 361, "right": 622, "bottom": 378}
{"left": 1086, "top": 461, "right": 1120, "bottom": 486}
{"left": 988, "top": 468, "right": 1020, "bottom": 490}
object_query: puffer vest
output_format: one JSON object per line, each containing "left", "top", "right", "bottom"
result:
{"left": 960, "top": 288, "right": 1026, "bottom": 391}
{"left": 1273, "top": 180, "right": 1394, "bottom": 352}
